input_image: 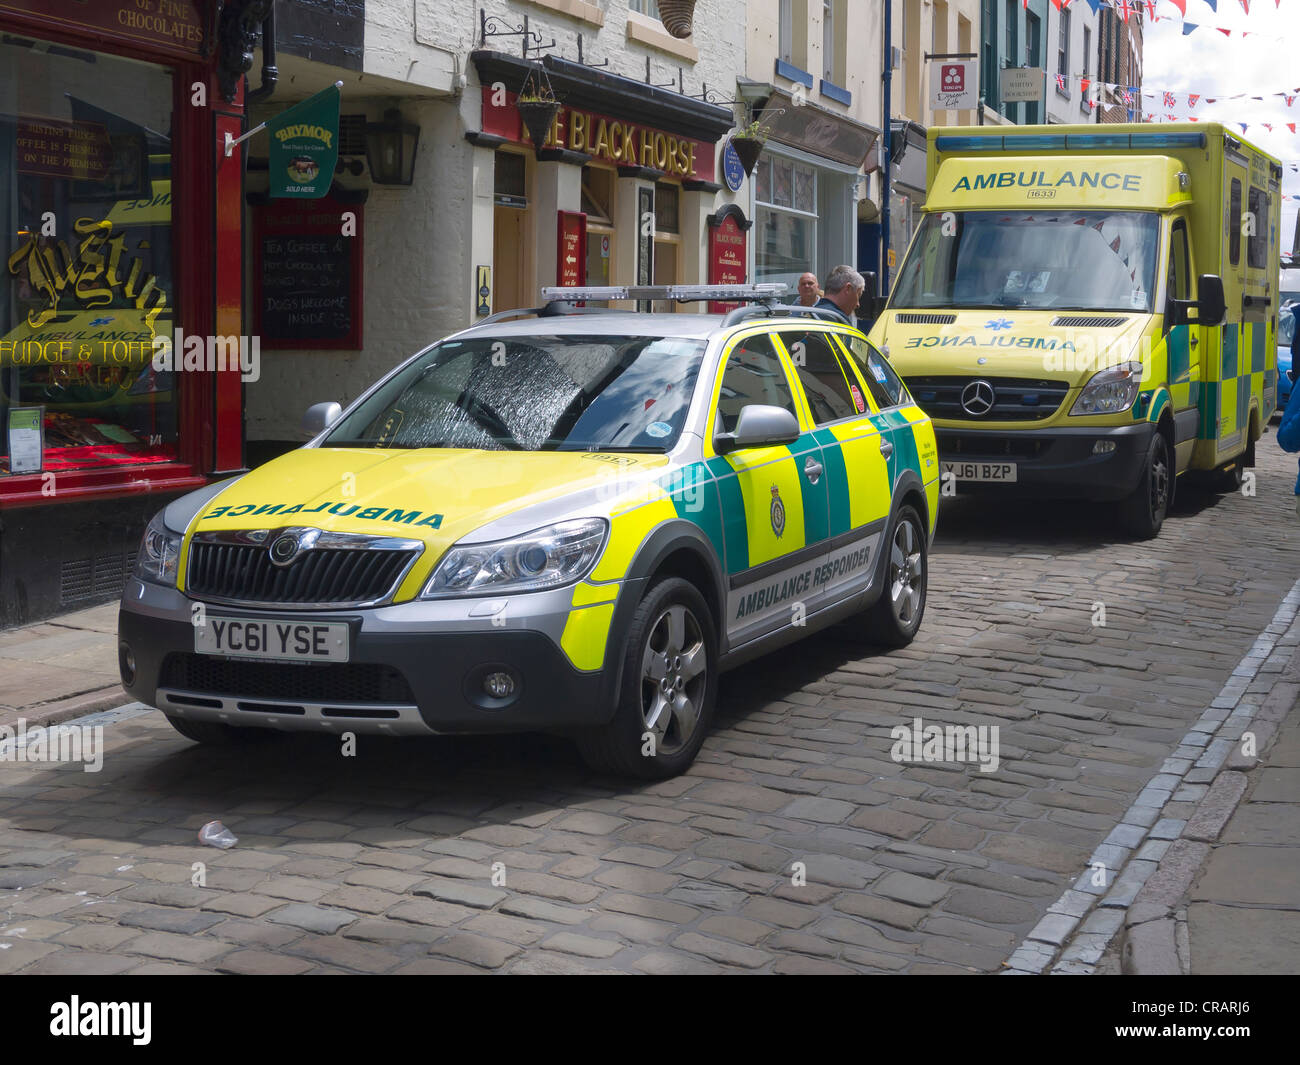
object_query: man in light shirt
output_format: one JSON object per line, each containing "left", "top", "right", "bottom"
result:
{"left": 796, "top": 272, "right": 820, "bottom": 306}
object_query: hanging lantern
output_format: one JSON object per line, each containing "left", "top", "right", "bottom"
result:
{"left": 658, "top": 0, "right": 697, "bottom": 39}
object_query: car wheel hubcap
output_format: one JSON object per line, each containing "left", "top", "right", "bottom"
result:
{"left": 641, "top": 604, "right": 706, "bottom": 756}
{"left": 889, "top": 518, "right": 924, "bottom": 626}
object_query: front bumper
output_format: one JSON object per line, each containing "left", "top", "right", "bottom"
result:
{"left": 117, "top": 578, "right": 634, "bottom": 736}
{"left": 937, "top": 421, "right": 1155, "bottom": 501}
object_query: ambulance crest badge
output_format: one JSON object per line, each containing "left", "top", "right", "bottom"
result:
{"left": 770, "top": 485, "right": 786, "bottom": 538}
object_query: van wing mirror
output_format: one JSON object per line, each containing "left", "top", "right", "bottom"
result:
{"left": 1196, "top": 274, "right": 1226, "bottom": 327}
{"left": 714, "top": 405, "right": 801, "bottom": 454}
{"left": 301, "top": 401, "right": 342, "bottom": 438}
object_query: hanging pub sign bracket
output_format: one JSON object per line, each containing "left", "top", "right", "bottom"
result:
{"left": 480, "top": 9, "right": 554, "bottom": 58}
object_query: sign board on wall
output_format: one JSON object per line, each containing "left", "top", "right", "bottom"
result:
{"left": 0, "top": 0, "right": 208, "bottom": 59}
{"left": 557, "top": 211, "right": 587, "bottom": 289}
{"left": 1000, "top": 67, "right": 1044, "bottom": 103}
{"left": 636, "top": 189, "right": 655, "bottom": 312}
{"left": 707, "top": 205, "right": 750, "bottom": 315}
{"left": 253, "top": 193, "right": 363, "bottom": 349}
{"left": 481, "top": 90, "right": 716, "bottom": 183}
{"left": 930, "top": 61, "right": 977, "bottom": 111}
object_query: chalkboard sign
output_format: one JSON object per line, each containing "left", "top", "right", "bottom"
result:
{"left": 253, "top": 192, "right": 363, "bottom": 349}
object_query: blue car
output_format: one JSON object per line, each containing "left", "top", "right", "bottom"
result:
{"left": 1279, "top": 305, "right": 1295, "bottom": 417}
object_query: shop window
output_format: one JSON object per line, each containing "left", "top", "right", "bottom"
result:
{"left": 494, "top": 151, "right": 527, "bottom": 208}
{"left": 1, "top": 39, "right": 177, "bottom": 479}
{"left": 654, "top": 183, "right": 679, "bottom": 235}
{"left": 755, "top": 154, "right": 818, "bottom": 287}
{"left": 581, "top": 166, "right": 614, "bottom": 225}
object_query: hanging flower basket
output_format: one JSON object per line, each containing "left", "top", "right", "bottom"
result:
{"left": 730, "top": 134, "right": 765, "bottom": 177}
{"left": 517, "top": 98, "right": 560, "bottom": 153}
{"left": 517, "top": 64, "right": 560, "bottom": 154}
{"left": 658, "top": 0, "right": 697, "bottom": 39}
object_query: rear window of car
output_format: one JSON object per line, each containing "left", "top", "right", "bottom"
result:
{"left": 841, "top": 335, "right": 910, "bottom": 410}
{"left": 323, "top": 334, "right": 707, "bottom": 452}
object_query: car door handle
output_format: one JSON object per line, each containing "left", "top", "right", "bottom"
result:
{"left": 879, "top": 440, "right": 894, "bottom": 459}
{"left": 804, "top": 457, "right": 823, "bottom": 484}
{"left": 1190, "top": 335, "right": 1199, "bottom": 347}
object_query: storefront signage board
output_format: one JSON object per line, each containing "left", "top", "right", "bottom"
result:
{"left": 253, "top": 193, "right": 363, "bottom": 349}
{"left": 557, "top": 211, "right": 587, "bottom": 289}
{"left": 707, "top": 210, "right": 748, "bottom": 314}
{"left": 0, "top": 0, "right": 207, "bottom": 59}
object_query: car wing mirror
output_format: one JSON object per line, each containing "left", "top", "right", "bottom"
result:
{"left": 713, "top": 404, "right": 800, "bottom": 454}
{"left": 301, "top": 401, "right": 342, "bottom": 438}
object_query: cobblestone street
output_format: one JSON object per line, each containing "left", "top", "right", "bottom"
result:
{"left": 1, "top": 438, "right": 1297, "bottom": 975}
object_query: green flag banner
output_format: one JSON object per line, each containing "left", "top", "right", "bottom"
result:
{"left": 267, "top": 84, "right": 341, "bottom": 199}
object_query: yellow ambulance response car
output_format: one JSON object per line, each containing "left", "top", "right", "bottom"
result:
{"left": 871, "top": 123, "right": 1281, "bottom": 537}
{"left": 118, "top": 286, "right": 940, "bottom": 778}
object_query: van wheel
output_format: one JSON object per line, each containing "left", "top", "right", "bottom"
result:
{"left": 865, "top": 505, "right": 928, "bottom": 648}
{"left": 1121, "top": 432, "right": 1170, "bottom": 539}
{"left": 576, "top": 577, "right": 717, "bottom": 779}
{"left": 163, "top": 715, "right": 274, "bottom": 746}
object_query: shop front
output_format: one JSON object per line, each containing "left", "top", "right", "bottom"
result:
{"left": 469, "top": 53, "right": 738, "bottom": 314}
{"left": 747, "top": 88, "right": 879, "bottom": 295}
{"left": 0, "top": 0, "right": 246, "bottom": 625}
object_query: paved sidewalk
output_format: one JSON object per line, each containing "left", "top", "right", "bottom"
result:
{"left": 0, "top": 602, "right": 124, "bottom": 731}
{"left": 1083, "top": 586, "right": 1300, "bottom": 976}
{"left": 1186, "top": 696, "right": 1300, "bottom": 974}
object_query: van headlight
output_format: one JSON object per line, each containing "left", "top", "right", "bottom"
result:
{"left": 134, "top": 512, "right": 183, "bottom": 585}
{"left": 422, "top": 518, "right": 608, "bottom": 598}
{"left": 1070, "top": 361, "right": 1144, "bottom": 416}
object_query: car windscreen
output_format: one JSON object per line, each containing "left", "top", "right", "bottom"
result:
{"left": 322, "top": 334, "right": 707, "bottom": 452}
{"left": 891, "top": 209, "right": 1161, "bottom": 313}
{"left": 1282, "top": 307, "right": 1296, "bottom": 349}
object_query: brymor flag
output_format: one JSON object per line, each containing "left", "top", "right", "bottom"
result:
{"left": 267, "top": 83, "right": 341, "bottom": 199}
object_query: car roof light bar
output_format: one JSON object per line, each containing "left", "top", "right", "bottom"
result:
{"left": 539, "top": 283, "right": 790, "bottom": 304}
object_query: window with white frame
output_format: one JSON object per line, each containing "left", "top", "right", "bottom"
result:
{"left": 1058, "top": 8, "right": 1069, "bottom": 76}
{"left": 779, "top": 0, "right": 793, "bottom": 64}
{"left": 629, "top": 0, "right": 661, "bottom": 17}
{"left": 754, "top": 154, "right": 818, "bottom": 286}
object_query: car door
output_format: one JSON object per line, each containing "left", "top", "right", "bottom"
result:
{"left": 777, "top": 326, "right": 893, "bottom": 607}
{"left": 706, "top": 329, "right": 830, "bottom": 645}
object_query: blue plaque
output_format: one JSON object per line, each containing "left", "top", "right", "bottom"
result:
{"left": 722, "top": 139, "right": 745, "bottom": 192}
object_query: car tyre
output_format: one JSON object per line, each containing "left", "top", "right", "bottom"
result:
{"left": 576, "top": 576, "right": 717, "bottom": 779}
{"left": 163, "top": 715, "right": 276, "bottom": 746}
{"left": 864, "top": 504, "right": 928, "bottom": 648}
{"left": 1121, "top": 431, "right": 1171, "bottom": 539}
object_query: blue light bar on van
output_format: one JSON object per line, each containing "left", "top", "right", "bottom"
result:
{"left": 935, "top": 131, "right": 1207, "bottom": 152}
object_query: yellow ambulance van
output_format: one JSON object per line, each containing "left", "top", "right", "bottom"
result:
{"left": 870, "top": 123, "right": 1282, "bottom": 537}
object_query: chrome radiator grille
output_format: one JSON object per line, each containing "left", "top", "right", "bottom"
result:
{"left": 187, "top": 529, "right": 422, "bottom": 608}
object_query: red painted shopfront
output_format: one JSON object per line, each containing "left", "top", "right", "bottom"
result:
{"left": 0, "top": 0, "right": 247, "bottom": 624}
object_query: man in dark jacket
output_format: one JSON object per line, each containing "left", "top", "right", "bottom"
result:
{"left": 814, "top": 265, "right": 866, "bottom": 327}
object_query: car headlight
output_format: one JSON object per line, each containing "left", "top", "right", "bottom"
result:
{"left": 422, "top": 518, "right": 608, "bottom": 599}
{"left": 134, "top": 512, "right": 183, "bottom": 585}
{"left": 1070, "top": 361, "right": 1143, "bottom": 416}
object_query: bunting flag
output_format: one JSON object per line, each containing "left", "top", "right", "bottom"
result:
{"left": 1169, "top": 0, "right": 1186, "bottom": 13}
{"left": 1238, "top": 0, "right": 1249, "bottom": 11}
{"left": 1117, "top": 0, "right": 1132, "bottom": 21}
{"left": 1163, "top": 91, "right": 1176, "bottom": 108}
{"left": 1286, "top": 95, "right": 1295, "bottom": 107}
{"left": 1182, "top": 21, "right": 1198, "bottom": 34}
{"left": 1084, "top": 0, "right": 1101, "bottom": 12}
{"left": 1291, "top": 123, "right": 1297, "bottom": 134}
{"left": 1205, "top": 0, "right": 1217, "bottom": 11}
{"left": 1188, "top": 94, "right": 1199, "bottom": 108}
{"left": 1239, "top": 123, "right": 1249, "bottom": 133}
